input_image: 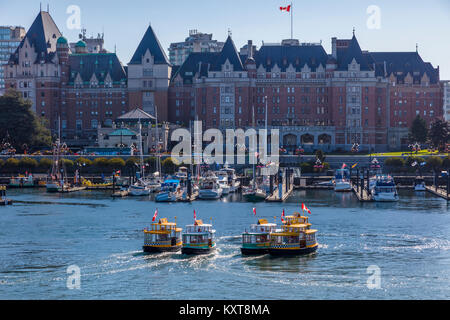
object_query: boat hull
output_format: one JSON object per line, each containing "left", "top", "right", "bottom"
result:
{"left": 198, "top": 190, "right": 222, "bottom": 199}
{"left": 46, "top": 183, "right": 60, "bottom": 193}
{"left": 129, "top": 186, "right": 150, "bottom": 196}
{"left": 241, "top": 247, "right": 269, "bottom": 255}
{"left": 143, "top": 245, "right": 181, "bottom": 253}
{"left": 243, "top": 193, "right": 266, "bottom": 202}
{"left": 181, "top": 246, "right": 215, "bottom": 255}
{"left": 372, "top": 193, "right": 399, "bottom": 202}
{"left": 268, "top": 244, "right": 318, "bottom": 256}
{"left": 334, "top": 182, "right": 352, "bottom": 192}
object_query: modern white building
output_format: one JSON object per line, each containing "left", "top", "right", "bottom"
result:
{"left": 169, "top": 30, "right": 224, "bottom": 66}
{"left": 0, "top": 26, "right": 25, "bottom": 95}
{"left": 443, "top": 81, "right": 450, "bottom": 122}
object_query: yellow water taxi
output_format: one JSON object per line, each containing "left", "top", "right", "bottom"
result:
{"left": 143, "top": 218, "right": 182, "bottom": 253}
{"left": 241, "top": 218, "right": 277, "bottom": 255}
{"left": 269, "top": 212, "right": 318, "bottom": 256}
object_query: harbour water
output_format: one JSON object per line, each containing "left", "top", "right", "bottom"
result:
{"left": 0, "top": 189, "right": 449, "bottom": 299}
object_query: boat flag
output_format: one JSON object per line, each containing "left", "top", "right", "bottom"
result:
{"left": 302, "top": 203, "right": 311, "bottom": 214}
{"left": 253, "top": 207, "right": 256, "bottom": 216}
{"left": 352, "top": 163, "right": 358, "bottom": 168}
{"left": 281, "top": 209, "right": 285, "bottom": 222}
{"left": 342, "top": 163, "right": 347, "bottom": 169}
{"left": 152, "top": 208, "right": 158, "bottom": 222}
{"left": 411, "top": 161, "right": 418, "bottom": 167}
{"left": 194, "top": 209, "right": 197, "bottom": 220}
{"left": 280, "top": 5, "right": 291, "bottom": 12}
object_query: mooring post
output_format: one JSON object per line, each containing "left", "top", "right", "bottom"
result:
{"left": 447, "top": 169, "right": 449, "bottom": 199}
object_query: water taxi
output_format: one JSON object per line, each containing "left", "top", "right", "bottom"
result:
{"left": 269, "top": 212, "right": 318, "bottom": 256}
{"left": 143, "top": 217, "right": 182, "bottom": 253}
{"left": 181, "top": 220, "right": 216, "bottom": 255}
{"left": 241, "top": 218, "right": 277, "bottom": 255}
{"left": 9, "top": 174, "right": 34, "bottom": 188}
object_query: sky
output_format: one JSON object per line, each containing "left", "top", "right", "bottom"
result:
{"left": 1, "top": 0, "right": 449, "bottom": 79}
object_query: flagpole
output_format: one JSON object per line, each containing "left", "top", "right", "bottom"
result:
{"left": 291, "top": 2, "right": 293, "bottom": 39}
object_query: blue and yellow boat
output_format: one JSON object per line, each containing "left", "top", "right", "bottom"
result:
{"left": 268, "top": 212, "right": 318, "bottom": 256}
{"left": 143, "top": 218, "right": 182, "bottom": 253}
{"left": 241, "top": 219, "right": 277, "bottom": 255}
{"left": 181, "top": 220, "right": 216, "bottom": 255}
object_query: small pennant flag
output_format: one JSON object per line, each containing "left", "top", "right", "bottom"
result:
{"left": 281, "top": 209, "right": 285, "bottom": 222}
{"left": 342, "top": 163, "right": 347, "bottom": 169}
{"left": 194, "top": 209, "right": 197, "bottom": 220}
{"left": 302, "top": 203, "right": 311, "bottom": 214}
{"left": 152, "top": 208, "right": 158, "bottom": 222}
{"left": 253, "top": 207, "right": 256, "bottom": 216}
{"left": 280, "top": 5, "right": 291, "bottom": 12}
{"left": 352, "top": 163, "right": 358, "bottom": 168}
{"left": 411, "top": 161, "right": 418, "bottom": 167}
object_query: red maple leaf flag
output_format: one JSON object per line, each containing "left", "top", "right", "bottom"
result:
{"left": 281, "top": 209, "right": 285, "bottom": 222}
{"left": 280, "top": 5, "right": 291, "bottom": 12}
{"left": 302, "top": 203, "right": 311, "bottom": 214}
{"left": 342, "top": 163, "right": 347, "bottom": 169}
{"left": 152, "top": 208, "right": 158, "bottom": 222}
{"left": 253, "top": 207, "right": 256, "bottom": 216}
{"left": 194, "top": 209, "right": 197, "bottom": 220}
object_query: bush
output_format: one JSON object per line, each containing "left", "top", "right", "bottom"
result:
{"left": 125, "top": 157, "right": 139, "bottom": 167}
{"left": 61, "top": 158, "right": 74, "bottom": 169}
{"left": 443, "top": 157, "right": 450, "bottom": 169}
{"left": 384, "top": 157, "right": 405, "bottom": 167}
{"left": 75, "top": 157, "right": 92, "bottom": 167}
{"left": 92, "top": 157, "right": 109, "bottom": 168}
{"left": 108, "top": 158, "right": 125, "bottom": 170}
{"left": 39, "top": 158, "right": 53, "bottom": 171}
{"left": 161, "top": 157, "right": 177, "bottom": 174}
{"left": 19, "top": 157, "right": 38, "bottom": 170}
{"left": 145, "top": 157, "right": 157, "bottom": 172}
{"left": 5, "top": 158, "right": 19, "bottom": 169}
{"left": 426, "top": 156, "right": 443, "bottom": 171}
{"left": 0, "top": 159, "right": 4, "bottom": 168}
{"left": 300, "top": 162, "right": 313, "bottom": 173}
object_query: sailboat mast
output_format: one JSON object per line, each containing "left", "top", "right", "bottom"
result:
{"left": 139, "top": 118, "right": 144, "bottom": 178}
{"left": 252, "top": 105, "right": 255, "bottom": 189}
{"left": 155, "top": 105, "right": 161, "bottom": 176}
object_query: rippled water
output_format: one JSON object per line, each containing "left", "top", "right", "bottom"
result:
{"left": 0, "top": 188, "right": 449, "bottom": 299}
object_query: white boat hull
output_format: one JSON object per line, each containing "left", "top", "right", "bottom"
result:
{"left": 155, "top": 191, "right": 177, "bottom": 202}
{"left": 414, "top": 184, "right": 426, "bottom": 191}
{"left": 334, "top": 181, "right": 352, "bottom": 192}
{"left": 129, "top": 186, "right": 151, "bottom": 196}
{"left": 372, "top": 192, "right": 399, "bottom": 202}
{"left": 198, "top": 189, "right": 222, "bottom": 199}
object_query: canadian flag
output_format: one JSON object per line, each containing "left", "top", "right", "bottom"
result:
{"left": 152, "top": 208, "right": 158, "bottom": 222}
{"left": 281, "top": 209, "right": 285, "bottom": 222}
{"left": 342, "top": 163, "right": 347, "bottom": 169}
{"left": 253, "top": 207, "right": 256, "bottom": 216}
{"left": 194, "top": 209, "right": 197, "bottom": 220}
{"left": 280, "top": 5, "right": 291, "bottom": 12}
{"left": 302, "top": 203, "right": 311, "bottom": 214}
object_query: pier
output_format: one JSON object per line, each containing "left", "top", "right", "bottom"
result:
{"left": 266, "top": 168, "right": 294, "bottom": 202}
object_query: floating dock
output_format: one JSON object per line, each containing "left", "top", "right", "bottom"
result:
{"left": 58, "top": 186, "right": 87, "bottom": 193}
{"left": 425, "top": 186, "right": 450, "bottom": 201}
{"left": 111, "top": 189, "right": 129, "bottom": 198}
{"left": 351, "top": 183, "right": 373, "bottom": 202}
{"left": 266, "top": 168, "right": 294, "bottom": 202}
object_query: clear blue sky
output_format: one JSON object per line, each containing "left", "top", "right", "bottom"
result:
{"left": 1, "top": 0, "right": 449, "bottom": 79}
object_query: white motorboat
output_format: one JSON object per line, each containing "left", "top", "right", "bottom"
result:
{"left": 334, "top": 168, "right": 352, "bottom": 192}
{"left": 198, "top": 175, "right": 223, "bottom": 200}
{"left": 129, "top": 180, "right": 151, "bottom": 196}
{"left": 155, "top": 179, "right": 181, "bottom": 202}
{"left": 414, "top": 177, "right": 426, "bottom": 191}
{"left": 370, "top": 175, "right": 399, "bottom": 202}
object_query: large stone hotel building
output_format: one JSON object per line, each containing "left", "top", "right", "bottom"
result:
{"left": 3, "top": 10, "right": 444, "bottom": 152}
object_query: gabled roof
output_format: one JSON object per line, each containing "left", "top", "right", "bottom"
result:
{"left": 129, "top": 25, "right": 169, "bottom": 65}
{"left": 210, "top": 36, "right": 243, "bottom": 71}
{"left": 68, "top": 53, "right": 127, "bottom": 84}
{"left": 116, "top": 108, "right": 156, "bottom": 122}
{"left": 369, "top": 51, "right": 439, "bottom": 83}
{"left": 171, "top": 52, "right": 217, "bottom": 82}
{"left": 255, "top": 44, "right": 328, "bottom": 72}
{"left": 10, "top": 11, "right": 62, "bottom": 64}
{"left": 337, "top": 35, "right": 371, "bottom": 71}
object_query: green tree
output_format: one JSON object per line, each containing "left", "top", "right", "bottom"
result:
{"left": 0, "top": 90, "right": 52, "bottom": 152}
{"left": 92, "top": 157, "right": 109, "bottom": 170}
{"left": 125, "top": 157, "right": 139, "bottom": 168}
{"left": 4, "top": 158, "right": 19, "bottom": 171}
{"left": 19, "top": 157, "right": 38, "bottom": 171}
{"left": 428, "top": 120, "right": 449, "bottom": 151}
{"left": 409, "top": 115, "right": 428, "bottom": 144}
{"left": 108, "top": 158, "right": 125, "bottom": 170}
{"left": 75, "top": 157, "right": 92, "bottom": 168}
{"left": 145, "top": 157, "right": 157, "bottom": 172}
{"left": 426, "top": 156, "right": 443, "bottom": 172}
{"left": 161, "top": 157, "right": 177, "bottom": 174}
{"left": 39, "top": 158, "right": 53, "bottom": 171}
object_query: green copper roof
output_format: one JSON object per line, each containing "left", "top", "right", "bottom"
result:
{"left": 75, "top": 40, "right": 87, "bottom": 47}
{"left": 57, "top": 36, "right": 68, "bottom": 44}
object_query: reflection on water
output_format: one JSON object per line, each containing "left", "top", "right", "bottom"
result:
{"left": 0, "top": 188, "right": 449, "bottom": 299}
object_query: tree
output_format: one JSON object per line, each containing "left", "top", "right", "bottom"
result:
{"left": 161, "top": 157, "right": 177, "bottom": 174}
{"left": 426, "top": 156, "right": 443, "bottom": 172}
{"left": 428, "top": 120, "right": 449, "bottom": 151}
{"left": 409, "top": 115, "right": 428, "bottom": 144}
{"left": 108, "top": 158, "right": 125, "bottom": 170}
{"left": 0, "top": 90, "right": 52, "bottom": 152}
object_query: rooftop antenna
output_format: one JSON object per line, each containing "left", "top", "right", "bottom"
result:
{"left": 47, "top": 3, "right": 49, "bottom": 13}
{"left": 416, "top": 43, "right": 418, "bottom": 53}
{"left": 40, "top": 2, "right": 42, "bottom": 11}
{"left": 228, "top": 28, "right": 232, "bottom": 37}
{"left": 353, "top": 27, "right": 355, "bottom": 36}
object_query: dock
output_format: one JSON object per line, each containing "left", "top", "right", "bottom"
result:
{"left": 178, "top": 191, "right": 199, "bottom": 202}
{"left": 58, "top": 186, "right": 87, "bottom": 193}
{"left": 425, "top": 186, "right": 450, "bottom": 200}
{"left": 111, "top": 189, "right": 129, "bottom": 198}
{"left": 265, "top": 168, "right": 294, "bottom": 202}
{"left": 351, "top": 183, "right": 373, "bottom": 202}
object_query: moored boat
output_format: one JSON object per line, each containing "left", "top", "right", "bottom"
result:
{"left": 181, "top": 219, "right": 216, "bottom": 255}
{"left": 370, "top": 174, "right": 399, "bottom": 202}
{"left": 198, "top": 175, "right": 222, "bottom": 200}
{"left": 155, "top": 179, "right": 182, "bottom": 202}
{"left": 143, "top": 217, "right": 182, "bottom": 253}
{"left": 9, "top": 174, "right": 34, "bottom": 188}
{"left": 242, "top": 186, "right": 266, "bottom": 202}
{"left": 241, "top": 218, "right": 277, "bottom": 255}
{"left": 268, "top": 211, "right": 318, "bottom": 256}
{"left": 334, "top": 167, "right": 351, "bottom": 192}
{"left": 414, "top": 177, "right": 426, "bottom": 191}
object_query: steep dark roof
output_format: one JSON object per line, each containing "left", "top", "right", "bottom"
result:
{"left": 210, "top": 36, "right": 243, "bottom": 71}
{"left": 337, "top": 35, "right": 371, "bottom": 71}
{"left": 129, "top": 25, "right": 169, "bottom": 65}
{"left": 10, "top": 11, "right": 62, "bottom": 64}
{"left": 369, "top": 51, "right": 439, "bottom": 83}
{"left": 255, "top": 44, "right": 328, "bottom": 72}
{"left": 68, "top": 53, "right": 127, "bottom": 84}
{"left": 171, "top": 52, "right": 217, "bottom": 82}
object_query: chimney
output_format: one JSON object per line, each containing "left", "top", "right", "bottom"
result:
{"left": 331, "top": 37, "right": 337, "bottom": 59}
{"left": 247, "top": 40, "right": 253, "bottom": 59}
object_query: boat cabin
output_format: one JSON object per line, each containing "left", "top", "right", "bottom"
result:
{"left": 182, "top": 220, "right": 215, "bottom": 245}
{"left": 144, "top": 218, "right": 182, "bottom": 246}
{"left": 270, "top": 223, "right": 308, "bottom": 246}
{"left": 242, "top": 219, "right": 277, "bottom": 245}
